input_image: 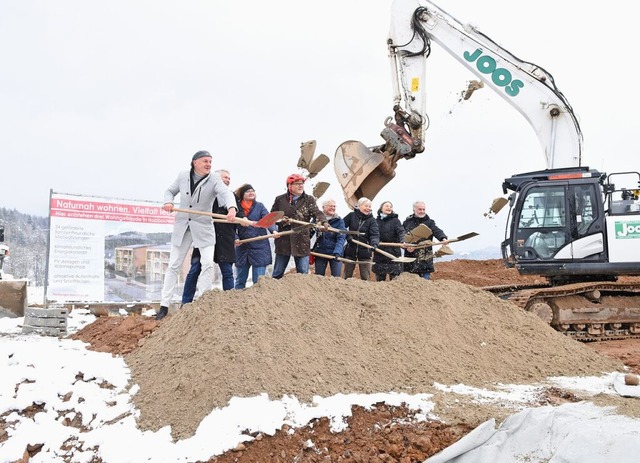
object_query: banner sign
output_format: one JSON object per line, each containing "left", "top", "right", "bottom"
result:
{"left": 47, "top": 192, "right": 175, "bottom": 304}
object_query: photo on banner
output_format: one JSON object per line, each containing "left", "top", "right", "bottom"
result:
{"left": 47, "top": 191, "right": 175, "bottom": 304}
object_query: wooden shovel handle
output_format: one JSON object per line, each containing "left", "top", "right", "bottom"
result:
{"left": 285, "top": 217, "right": 357, "bottom": 235}
{"left": 310, "top": 251, "right": 367, "bottom": 265}
{"left": 172, "top": 207, "right": 254, "bottom": 226}
{"left": 236, "top": 230, "right": 295, "bottom": 244}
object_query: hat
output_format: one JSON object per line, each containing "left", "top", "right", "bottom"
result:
{"left": 286, "top": 173, "right": 306, "bottom": 185}
{"left": 192, "top": 150, "right": 212, "bottom": 161}
{"left": 236, "top": 183, "right": 255, "bottom": 198}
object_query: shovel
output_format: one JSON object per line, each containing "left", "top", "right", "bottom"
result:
{"left": 408, "top": 232, "right": 479, "bottom": 248}
{"left": 311, "top": 251, "right": 355, "bottom": 265}
{"left": 350, "top": 239, "right": 415, "bottom": 263}
{"left": 404, "top": 232, "right": 478, "bottom": 248}
{"left": 310, "top": 251, "right": 372, "bottom": 265}
{"left": 172, "top": 208, "right": 283, "bottom": 228}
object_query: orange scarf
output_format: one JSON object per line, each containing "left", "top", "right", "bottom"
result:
{"left": 241, "top": 199, "right": 253, "bottom": 217}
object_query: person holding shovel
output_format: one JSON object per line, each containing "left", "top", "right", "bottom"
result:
{"left": 182, "top": 169, "right": 240, "bottom": 301}
{"left": 156, "top": 150, "right": 238, "bottom": 320}
{"left": 270, "top": 173, "right": 329, "bottom": 278}
{"left": 402, "top": 200, "right": 449, "bottom": 280}
{"left": 342, "top": 197, "right": 379, "bottom": 281}
{"left": 234, "top": 183, "right": 277, "bottom": 289}
{"left": 312, "top": 199, "right": 347, "bottom": 277}
{"left": 373, "top": 201, "right": 406, "bottom": 281}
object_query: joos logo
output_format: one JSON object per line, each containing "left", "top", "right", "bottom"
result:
{"left": 615, "top": 221, "right": 640, "bottom": 239}
{"left": 463, "top": 48, "right": 524, "bottom": 97}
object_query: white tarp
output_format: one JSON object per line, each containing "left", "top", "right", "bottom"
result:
{"left": 426, "top": 401, "right": 640, "bottom": 462}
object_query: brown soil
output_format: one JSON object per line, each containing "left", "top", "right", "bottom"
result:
{"left": 67, "top": 259, "right": 640, "bottom": 463}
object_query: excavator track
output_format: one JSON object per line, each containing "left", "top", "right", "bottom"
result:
{"left": 484, "top": 282, "right": 640, "bottom": 342}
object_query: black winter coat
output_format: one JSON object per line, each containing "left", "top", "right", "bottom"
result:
{"left": 373, "top": 213, "right": 405, "bottom": 276}
{"left": 402, "top": 214, "right": 447, "bottom": 274}
{"left": 343, "top": 209, "right": 380, "bottom": 260}
{"left": 213, "top": 197, "right": 243, "bottom": 263}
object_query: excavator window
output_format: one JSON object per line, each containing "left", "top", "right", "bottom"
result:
{"left": 516, "top": 186, "right": 568, "bottom": 259}
{"left": 572, "top": 185, "right": 596, "bottom": 236}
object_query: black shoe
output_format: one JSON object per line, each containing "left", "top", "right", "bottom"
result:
{"left": 155, "top": 306, "right": 168, "bottom": 321}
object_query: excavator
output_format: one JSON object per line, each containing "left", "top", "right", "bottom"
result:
{"left": 334, "top": 0, "right": 640, "bottom": 340}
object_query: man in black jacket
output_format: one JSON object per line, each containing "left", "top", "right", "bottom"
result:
{"left": 402, "top": 201, "right": 448, "bottom": 280}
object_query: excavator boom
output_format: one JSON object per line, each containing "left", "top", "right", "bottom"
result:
{"left": 335, "top": 0, "right": 583, "bottom": 206}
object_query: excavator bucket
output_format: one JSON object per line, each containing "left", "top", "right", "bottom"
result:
{"left": 0, "top": 280, "right": 28, "bottom": 318}
{"left": 334, "top": 140, "right": 395, "bottom": 207}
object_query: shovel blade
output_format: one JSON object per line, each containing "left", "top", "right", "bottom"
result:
{"left": 405, "top": 224, "right": 433, "bottom": 243}
{"left": 453, "top": 232, "right": 479, "bottom": 242}
{"left": 307, "top": 154, "right": 330, "bottom": 178}
{"left": 490, "top": 197, "right": 508, "bottom": 214}
{"left": 298, "top": 140, "right": 316, "bottom": 169}
{"left": 255, "top": 211, "right": 284, "bottom": 228}
{"left": 313, "top": 181, "right": 330, "bottom": 199}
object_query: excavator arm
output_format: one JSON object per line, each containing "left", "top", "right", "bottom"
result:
{"left": 335, "top": 0, "right": 583, "bottom": 206}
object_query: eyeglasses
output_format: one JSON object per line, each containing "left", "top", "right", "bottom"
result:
{"left": 291, "top": 182, "right": 305, "bottom": 186}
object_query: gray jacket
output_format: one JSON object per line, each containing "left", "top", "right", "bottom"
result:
{"left": 164, "top": 170, "right": 237, "bottom": 248}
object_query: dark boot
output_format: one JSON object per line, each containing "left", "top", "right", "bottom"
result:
{"left": 155, "top": 306, "right": 168, "bottom": 321}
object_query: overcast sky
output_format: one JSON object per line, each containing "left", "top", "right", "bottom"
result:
{"left": 2, "top": 0, "right": 638, "bottom": 252}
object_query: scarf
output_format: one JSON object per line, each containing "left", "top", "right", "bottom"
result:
{"left": 241, "top": 199, "right": 253, "bottom": 217}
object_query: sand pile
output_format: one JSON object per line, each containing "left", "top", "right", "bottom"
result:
{"left": 126, "top": 273, "right": 623, "bottom": 439}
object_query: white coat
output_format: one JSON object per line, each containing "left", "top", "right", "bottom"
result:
{"left": 164, "top": 170, "right": 237, "bottom": 247}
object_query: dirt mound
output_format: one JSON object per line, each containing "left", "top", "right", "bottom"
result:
{"left": 431, "top": 258, "right": 543, "bottom": 286}
{"left": 70, "top": 315, "right": 159, "bottom": 356}
{"left": 126, "top": 273, "right": 622, "bottom": 440}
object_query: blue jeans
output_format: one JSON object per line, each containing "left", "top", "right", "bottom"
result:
{"left": 421, "top": 272, "right": 431, "bottom": 280}
{"left": 271, "top": 254, "right": 309, "bottom": 279}
{"left": 314, "top": 257, "right": 342, "bottom": 277}
{"left": 182, "top": 251, "right": 234, "bottom": 303}
{"left": 235, "top": 263, "right": 267, "bottom": 289}
{"left": 181, "top": 251, "right": 201, "bottom": 304}
{"left": 219, "top": 262, "right": 234, "bottom": 291}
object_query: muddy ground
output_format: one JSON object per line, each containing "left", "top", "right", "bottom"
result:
{"left": 69, "top": 259, "right": 640, "bottom": 463}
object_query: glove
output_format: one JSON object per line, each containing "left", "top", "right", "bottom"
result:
{"left": 334, "top": 253, "right": 342, "bottom": 259}
{"left": 346, "top": 236, "right": 353, "bottom": 243}
{"left": 372, "top": 244, "right": 379, "bottom": 250}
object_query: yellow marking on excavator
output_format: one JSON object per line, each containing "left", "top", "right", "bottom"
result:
{"left": 411, "top": 77, "right": 420, "bottom": 92}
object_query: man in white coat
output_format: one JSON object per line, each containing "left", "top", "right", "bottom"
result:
{"left": 156, "top": 150, "right": 238, "bottom": 320}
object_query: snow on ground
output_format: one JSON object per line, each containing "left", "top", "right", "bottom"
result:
{"left": 2, "top": 310, "right": 640, "bottom": 463}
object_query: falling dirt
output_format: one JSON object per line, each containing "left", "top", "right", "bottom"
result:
{"left": 68, "top": 259, "right": 640, "bottom": 463}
